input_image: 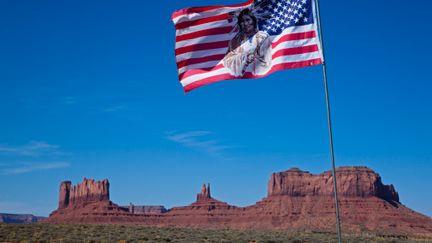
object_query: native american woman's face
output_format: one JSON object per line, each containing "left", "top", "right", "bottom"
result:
{"left": 240, "top": 14, "right": 256, "bottom": 36}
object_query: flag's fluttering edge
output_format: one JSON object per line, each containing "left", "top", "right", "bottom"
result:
{"left": 172, "top": 0, "right": 323, "bottom": 92}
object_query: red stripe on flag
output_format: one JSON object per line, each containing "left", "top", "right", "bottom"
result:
{"left": 272, "top": 45, "right": 319, "bottom": 58}
{"left": 269, "top": 58, "right": 322, "bottom": 73}
{"left": 179, "top": 64, "right": 225, "bottom": 80}
{"left": 171, "top": 0, "right": 253, "bottom": 20}
{"left": 272, "top": 31, "right": 317, "bottom": 49}
{"left": 172, "top": 7, "right": 223, "bottom": 20}
{"left": 176, "top": 54, "right": 225, "bottom": 69}
{"left": 176, "top": 26, "right": 233, "bottom": 42}
{"left": 184, "top": 73, "right": 234, "bottom": 92}
{"left": 183, "top": 58, "right": 322, "bottom": 92}
{"left": 175, "top": 13, "right": 231, "bottom": 30}
{"left": 175, "top": 40, "right": 229, "bottom": 56}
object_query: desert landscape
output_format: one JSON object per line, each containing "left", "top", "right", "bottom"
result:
{"left": 1, "top": 224, "right": 426, "bottom": 242}
{"left": 2, "top": 166, "right": 431, "bottom": 242}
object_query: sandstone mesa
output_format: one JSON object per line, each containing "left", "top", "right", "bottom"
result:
{"left": 46, "top": 166, "right": 432, "bottom": 237}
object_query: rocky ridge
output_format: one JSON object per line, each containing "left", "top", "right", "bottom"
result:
{"left": 0, "top": 214, "right": 45, "bottom": 224}
{"left": 46, "top": 166, "right": 432, "bottom": 237}
{"left": 58, "top": 178, "right": 109, "bottom": 209}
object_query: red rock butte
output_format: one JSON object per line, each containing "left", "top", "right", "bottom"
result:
{"left": 46, "top": 166, "right": 432, "bottom": 237}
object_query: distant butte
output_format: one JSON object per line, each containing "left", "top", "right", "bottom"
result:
{"left": 46, "top": 166, "right": 432, "bottom": 237}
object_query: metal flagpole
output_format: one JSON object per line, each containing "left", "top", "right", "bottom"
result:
{"left": 314, "top": 0, "right": 342, "bottom": 242}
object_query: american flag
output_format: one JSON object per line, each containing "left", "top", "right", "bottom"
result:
{"left": 172, "top": 0, "right": 323, "bottom": 92}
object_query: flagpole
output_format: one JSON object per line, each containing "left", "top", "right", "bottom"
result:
{"left": 314, "top": 0, "right": 342, "bottom": 242}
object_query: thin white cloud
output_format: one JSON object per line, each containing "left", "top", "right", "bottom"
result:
{"left": 167, "top": 131, "right": 212, "bottom": 141}
{"left": 0, "top": 141, "right": 59, "bottom": 156}
{"left": 1, "top": 161, "right": 70, "bottom": 175}
{"left": 64, "top": 96, "right": 77, "bottom": 105}
{"left": 103, "top": 105, "right": 125, "bottom": 113}
{"left": 166, "top": 131, "right": 233, "bottom": 157}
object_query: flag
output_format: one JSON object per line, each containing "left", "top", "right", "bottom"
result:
{"left": 172, "top": 0, "right": 323, "bottom": 92}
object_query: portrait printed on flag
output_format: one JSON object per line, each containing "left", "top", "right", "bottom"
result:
{"left": 223, "top": 8, "right": 272, "bottom": 77}
{"left": 173, "top": 0, "right": 323, "bottom": 92}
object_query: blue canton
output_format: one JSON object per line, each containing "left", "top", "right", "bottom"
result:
{"left": 256, "top": 0, "right": 314, "bottom": 36}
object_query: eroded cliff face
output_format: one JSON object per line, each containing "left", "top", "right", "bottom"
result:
{"left": 196, "top": 183, "right": 211, "bottom": 202}
{"left": 46, "top": 167, "right": 432, "bottom": 237}
{"left": 58, "top": 181, "right": 72, "bottom": 209}
{"left": 58, "top": 178, "right": 109, "bottom": 208}
{"left": 268, "top": 167, "right": 399, "bottom": 202}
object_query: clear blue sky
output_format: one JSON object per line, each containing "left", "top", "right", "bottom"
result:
{"left": 0, "top": 0, "right": 431, "bottom": 217}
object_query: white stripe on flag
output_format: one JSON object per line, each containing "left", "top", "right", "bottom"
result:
{"left": 176, "top": 48, "right": 227, "bottom": 62}
{"left": 176, "top": 33, "right": 235, "bottom": 49}
{"left": 178, "top": 60, "right": 221, "bottom": 75}
{"left": 175, "top": 21, "right": 234, "bottom": 36}
{"left": 271, "top": 38, "right": 319, "bottom": 54}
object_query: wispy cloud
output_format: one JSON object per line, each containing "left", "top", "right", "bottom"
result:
{"left": 1, "top": 161, "right": 70, "bottom": 175}
{"left": 0, "top": 141, "right": 59, "bottom": 156}
{"left": 103, "top": 104, "right": 125, "bottom": 113}
{"left": 166, "top": 131, "right": 233, "bottom": 157}
{"left": 63, "top": 96, "right": 77, "bottom": 105}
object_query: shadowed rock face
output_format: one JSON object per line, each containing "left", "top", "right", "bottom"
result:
{"left": 58, "top": 178, "right": 109, "bottom": 208}
{"left": 196, "top": 183, "right": 211, "bottom": 202}
{"left": 58, "top": 181, "right": 71, "bottom": 209}
{"left": 46, "top": 167, "right": 432, "bottom": 237}
{"left": 268, "top": 166, "right": 399, "bottom": 203}
{"left": 123, "top": 204, "right": 167, "bottom": 214}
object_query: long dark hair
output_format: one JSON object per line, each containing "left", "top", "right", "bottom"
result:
{"left": 237, "top": 9, "right": 257, "bottom": 32}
